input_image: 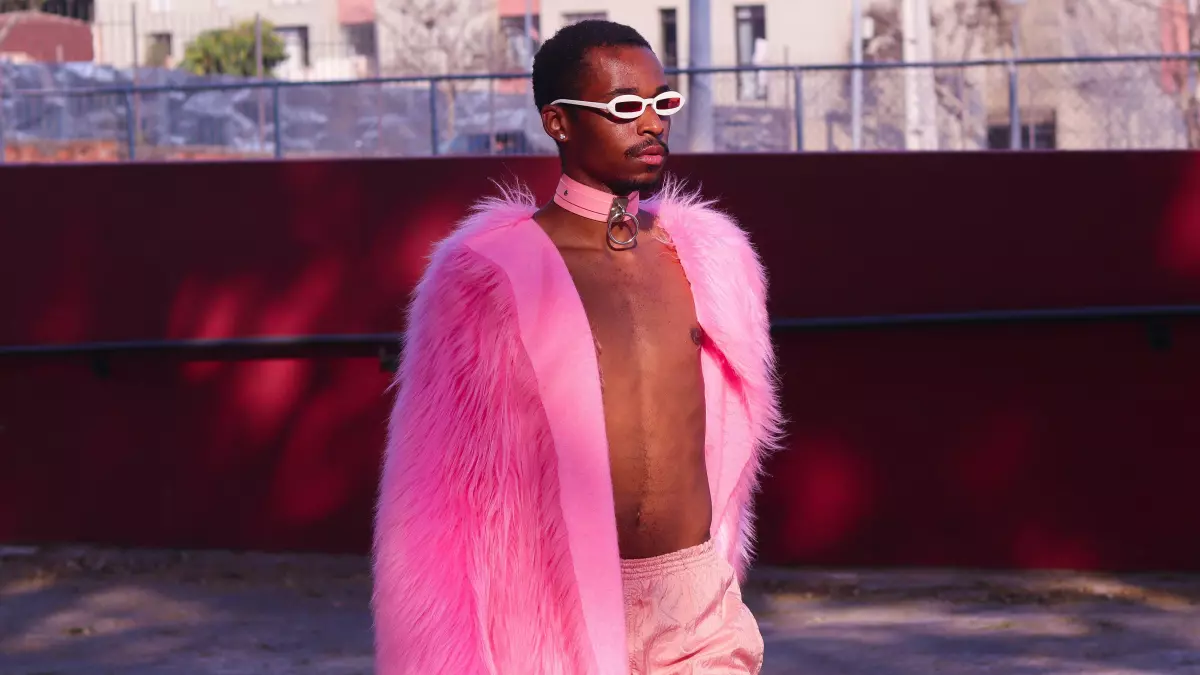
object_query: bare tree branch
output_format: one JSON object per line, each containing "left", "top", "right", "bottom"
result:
{"left": 377, "top": 0, "right": 508, "bottom": 77}
{"left": 1072, "top": 0, "right": 1200, "bottom": 146}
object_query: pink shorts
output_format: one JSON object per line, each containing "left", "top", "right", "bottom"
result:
{"left": 621, "top": 540, "right": 765, "bottom": 674}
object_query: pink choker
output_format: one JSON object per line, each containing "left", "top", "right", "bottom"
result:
{"left": 553, "top": 174, "right": 641, "bottom": 247}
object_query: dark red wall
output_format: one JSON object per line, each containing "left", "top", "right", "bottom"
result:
{"left": 3, "top": 152, "right": 1200, "bottom": 571}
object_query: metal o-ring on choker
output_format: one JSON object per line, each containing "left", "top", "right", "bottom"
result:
{"left": 606, "top": 196, "right": 639, "bottom": 248}
{"left": 553, "top": 175, "right": 642, "bottom": 249}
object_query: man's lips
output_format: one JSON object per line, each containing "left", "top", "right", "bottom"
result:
{"left": 634, "top": 144, "right": 666, "bottom": 165}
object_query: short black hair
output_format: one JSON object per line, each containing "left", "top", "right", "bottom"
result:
{"left": 532, "top": 20, "right": 653, "bottom": 110}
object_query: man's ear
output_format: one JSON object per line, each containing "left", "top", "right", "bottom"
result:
{"left": 541, "top": 105, "right": 570, "bottom": 144}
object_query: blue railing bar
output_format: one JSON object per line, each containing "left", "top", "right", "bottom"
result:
{"left": 271, "top": 82, "right": 282, "bottom": 159}
{"left": 5, "top": 71, "right": 533, "bottom": 98}
{"left": 428, "top": 79, "right": 439, "bottom": 156}
{"left": 2, "top": 305, "right": 1199, "bottom": 360}
{"left": 670, "top": 52, "right": 1200, "bottom": 76}
{"left": 1008, "top": 55, "right": 1021, "bottom": 150}
{"left": 5, "top": 52, "right": 1200, "bottom": 99}
{"left": 122, "top": 89, "right": 136, "bottom": 161}
{"left": 771, "top": 304, "right": 1200, "bottom": 332}
{"left": 792, "top": 69, "right": 804, "bottom": 152}
{"left": 0, "top": 84, "right": 6, "bottom": 166}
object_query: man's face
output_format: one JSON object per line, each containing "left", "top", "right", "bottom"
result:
{"left": 554, "top": 45, "right": 673, "bottom": 194}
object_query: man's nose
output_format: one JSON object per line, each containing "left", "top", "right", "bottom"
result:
{"left": 638, "top": 106, "right": 665, "bottom": 136}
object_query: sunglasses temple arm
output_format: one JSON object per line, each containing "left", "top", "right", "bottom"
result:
{"left": 554, "top": 99, "right": 612, "bottom": 113}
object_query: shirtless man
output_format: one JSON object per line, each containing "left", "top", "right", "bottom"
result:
{"left": 532, "top": 36, "right": 710, "bottom": 562}
{"left": 372, "top": 20, "right": 780, "bottom": 675}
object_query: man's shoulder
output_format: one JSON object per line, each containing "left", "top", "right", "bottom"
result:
{"left": 405, "top": 198, "right": 540, "bottom": 334}
{"left": 422, "top": 192, "right": 541, "bottom": 283}
{"left": 646, "top": 177, "right": 768, "bottom": 302}
{"left": 646, "top": 178, "right": 753, "bottom": 250}
{"left": 652, "top": 178, "right": 753, "bottom": 265}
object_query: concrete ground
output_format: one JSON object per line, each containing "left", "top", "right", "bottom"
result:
{"left": 1, "top": 546, "right": 1198, "bottom": 675}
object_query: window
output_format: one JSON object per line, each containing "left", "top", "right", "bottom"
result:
{"left": 735, "top": 5, "right": 767, "bottom": 100}
{"left": 342, "top": 22, "right": 378, "bottom": 74}
{"left": 39, "top": 0, "right": 94, "bottom": 21}
{"left": 145, "top": 32, "right": 172, "bottom": 67}
{"left": 148, "top": 0, "right": 170, "bottom": 13}
{"left": 493, "top": 131, "right": 532, "bottom": 155}
{"left": 344, "top": 22, "right": 377, "bottom": 59}
{"left": 274, "top": 25, "right": 311, "bottom": 68}
{"left": 563, "top": 11, "right": 607, "bottom": 25}
{"left": 987, "top": 109, "right": 1057, "bottom": 150}
{"left": 660, "top": 8, "right": 678, "bottom": 89}
{"left": 500, "top": 14, "right": 540, "bottom": 69}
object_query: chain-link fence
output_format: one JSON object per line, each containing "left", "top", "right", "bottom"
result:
{"left": 2, "top": 54, "right": 1198, "bottom": 163}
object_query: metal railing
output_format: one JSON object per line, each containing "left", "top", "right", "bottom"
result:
{"left": 3, "top": 305, "right": 1197, "bottom": 376}
{"left": 2, "top": 53, "right": 1199, "bottom": 163}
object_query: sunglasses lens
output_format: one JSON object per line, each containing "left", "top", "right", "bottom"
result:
{"left": 613, "top": 100, "right": 644, "bottom": 114}
{"left": 655, "top": 96, "right": 683, "bottom": 112}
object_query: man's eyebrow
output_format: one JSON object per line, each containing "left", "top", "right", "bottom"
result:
{"left": 603, "top": 84, "right": 673, "bottom": 97}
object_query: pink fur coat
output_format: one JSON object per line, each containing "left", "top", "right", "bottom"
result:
{"left": 372, "top": 181, "right": 782, "bottom": 675}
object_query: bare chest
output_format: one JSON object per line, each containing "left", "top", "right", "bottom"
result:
{"left": 553, "top": 228, "right": 713, "bottom": 557}
{"left": 560, "top": 240, "right": 702, "bottom": 369}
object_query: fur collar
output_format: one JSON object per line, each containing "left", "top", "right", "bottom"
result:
{"left": 443, "top": 174, "right": 772, "bottom": 392}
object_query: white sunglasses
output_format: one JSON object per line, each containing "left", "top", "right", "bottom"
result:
{"left": 551, "top": 91, "right": 687, "bottom": 120}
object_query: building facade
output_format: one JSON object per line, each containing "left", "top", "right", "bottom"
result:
{"left": 54, "top": 0, "right": 1191, "bottom": 152}
{"left": 91, "top": 0, "right": 382, "bottom": 79}
{"left": 539, "top": 0, "right": 855, "bottom": 70}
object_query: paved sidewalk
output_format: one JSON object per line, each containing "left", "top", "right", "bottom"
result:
{"left": 749, "top": 568, "right": 1200, "bottom": 674}
{"left": 1, "top": 546, "right": 1198, "bottom": 674}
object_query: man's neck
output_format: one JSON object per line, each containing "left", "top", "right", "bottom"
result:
{"left": 562, "top": 169, "right": 612, "bottom": 195}
{"left": 561, "top": 169, "right": 644, "bottom": 199}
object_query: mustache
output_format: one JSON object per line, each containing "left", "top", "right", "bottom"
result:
{"left": 625, "top": 137, "right": 670, "bottom": 159}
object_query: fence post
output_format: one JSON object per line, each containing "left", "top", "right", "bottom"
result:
{"left": 0, "top": 67, "right": 6, "bottom": 165}
{"left": 429, "top": 79, "right": 439, "bottom": 156}
{"left": 792, "top": 68, "right": 804, "bottom": 152}
{"left": 130, "top": 3, "right": 140, "bottom": 70}
{"left": 851, "top": 0, "right": 863, "bottom": 150}
{"left": 272, "top": 82, "right": 283, "bottom": 159}
{"left": 130, "top": 2, "right": 141, "bottom": 152}
{"left": 687, "top": 0, "right": 714, "bottom": 152}
{"left": 255, "top": 14, "right": 266, "bottom": 151}
{"left": 124, "top": 88, "right": 137, "bottom": 161}
{"left": 488, "top": 75, "right": 495, "bottom": 155}
{"left": 1008, "top": 57, "right": 1021, "bottom": 149}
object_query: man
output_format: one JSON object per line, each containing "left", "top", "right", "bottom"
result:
{"left": 372, "top": 20, "right": 781, "bottom": 675}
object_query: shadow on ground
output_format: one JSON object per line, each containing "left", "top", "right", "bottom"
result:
{"left": 2, "top": 547, "right": 1199, "bottom": 675}
{"left": 0, "top": 546, "right": 373, "bottom": 675}
{"left": 744, "top": 567, "right": 1200, "bottom": 675}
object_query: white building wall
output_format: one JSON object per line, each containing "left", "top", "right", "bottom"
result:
{"left": 535, "top": 1, "right": 857, "bottom": 150}
{"left": 538, "top": 0, "right": 855, "bottom": 68}
{"left": 92, "top": 0, "right": 369, "bottom": 80}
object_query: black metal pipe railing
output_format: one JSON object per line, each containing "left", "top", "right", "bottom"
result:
{"left": 0, "top": 333, "right": 400, "bottom": 358}
{"left": 768, "top": 304, "right": 1200, "bottom": 332}
{"left": 0, "top": 333, "right": 405, "bottom": 375}
{"left": 1, "top": 305, "right": 1198, "bottom": 368}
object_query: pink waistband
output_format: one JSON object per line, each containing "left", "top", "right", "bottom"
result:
{"left": 620, "top": 540, "right": 716, "bottom": 580}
